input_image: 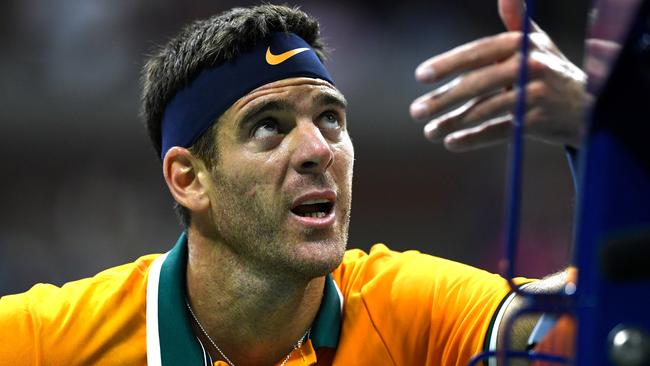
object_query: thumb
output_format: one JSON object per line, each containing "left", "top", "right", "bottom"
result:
{"left": 498, "top": 0, "right": 524, "bottom": 31}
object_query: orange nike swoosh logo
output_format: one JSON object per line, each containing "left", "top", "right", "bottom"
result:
{"left": 265, "top": 47, "right": 310, "bottom": 65}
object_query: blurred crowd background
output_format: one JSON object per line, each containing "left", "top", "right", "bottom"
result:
{"left": 1, "top": 0, "right": 589, "bottom": 294}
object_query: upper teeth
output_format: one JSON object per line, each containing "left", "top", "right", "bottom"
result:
{"left": 301, "top": 199, "right": 330, "bottom": 205}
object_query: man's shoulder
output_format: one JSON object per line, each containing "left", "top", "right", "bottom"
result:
{"left": 333, "top": 243, "right": 516, "bottom": 315}
{"left": 0, "top": 253, "right": 161, "bottom": 363}
{"left": 336, "top": 243, "right": 502, "bottom": 287}
{"left": 331, "top": 244, "right": 516, "bottom": 365}
{"left": 0, "top": 253, "right": 162, "bottom": 323}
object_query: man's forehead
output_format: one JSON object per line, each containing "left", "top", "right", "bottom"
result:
{"left": 234, "top": 77, "right": 346, "bottom": 112}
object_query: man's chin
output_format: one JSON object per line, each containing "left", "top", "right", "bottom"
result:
{"left": 289, "top": 239, "right": 346, "bottom": 277}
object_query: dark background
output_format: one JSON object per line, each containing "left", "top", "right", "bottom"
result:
{"left": 0, "top": 0, "right": 589, "bottom": 294}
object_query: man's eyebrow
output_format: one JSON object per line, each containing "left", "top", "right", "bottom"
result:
{"left": 238, "top": 100, "right": 292, "bottom": 125}
{"left": 314, "top": 93, "right": 347, "bottom": 109}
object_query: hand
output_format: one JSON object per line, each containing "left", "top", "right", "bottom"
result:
{"left": 409, "top": 0, "right": 589, "bottom": 152}
{"left": 585, "top": 38, "right": 622, "bottom": 94}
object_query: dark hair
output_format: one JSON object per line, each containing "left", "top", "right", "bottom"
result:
{"left": 140, "top": 4, "right": 327, "bottom": 228}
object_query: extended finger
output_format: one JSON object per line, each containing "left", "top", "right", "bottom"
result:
{"left": 424, "top": 90, "right": 513, "bottom": 141}
{"left": 498, "top": 0, "right": 550, "bottom": 46}
{"left": 443, "top": 115, "right": 513, "bottom": 152}
{"left": 424, "top": 79, "right": 550, "bottom": 141}
{"left": 499, "top": 0, "right": 524, "bottom": 31}
{"left": 415, "top": 32, "right": 523, "bottom": 83}
{"left": 443, "top": 102, "right": 557, "bottom": 152}
{"left": 585, "top": 38, "right": 621, "bottom": 59}
{"left": 412, "top": 52, "right": 531, "bottom": 120}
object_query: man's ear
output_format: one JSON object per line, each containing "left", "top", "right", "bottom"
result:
{"left": 162, "top": 147, "right": 211, "bottom": 214}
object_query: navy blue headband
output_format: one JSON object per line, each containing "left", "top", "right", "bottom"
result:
{"left": 160, "top": 32, "right": 334, "bottom": 159}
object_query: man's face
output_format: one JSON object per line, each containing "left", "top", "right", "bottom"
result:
{"left": 204, "top": 77, "right": 354, "bottom": 278}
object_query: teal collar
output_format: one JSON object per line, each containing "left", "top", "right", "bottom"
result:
{"left": 146, "top": 232, "right": 342, "bottom": 365}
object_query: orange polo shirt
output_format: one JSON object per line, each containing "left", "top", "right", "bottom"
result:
{"left": 0, "top": 233, "right": 522, "bottom": 365}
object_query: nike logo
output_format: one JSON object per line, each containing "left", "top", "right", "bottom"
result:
{"left": 265, "top": 47, "right": 310, "bottom": 65}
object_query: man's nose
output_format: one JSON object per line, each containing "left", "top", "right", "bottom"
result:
{"left": 290, "top": 123, "right": 334, "bottom": 174}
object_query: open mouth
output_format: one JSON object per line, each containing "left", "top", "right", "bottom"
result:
{"left": 290, "top": 199, "right": 334, "bottom": 218}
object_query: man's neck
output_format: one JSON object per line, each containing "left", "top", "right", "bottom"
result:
{"left": 185, "top": 230, "right": 325, "bottom": 366}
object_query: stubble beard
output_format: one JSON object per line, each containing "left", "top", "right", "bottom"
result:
{"left": 210, "top": 173, "right": 351, "bottom": 281}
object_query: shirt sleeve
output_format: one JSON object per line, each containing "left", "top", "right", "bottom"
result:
{"left": 0, "top": 289, "right": 42, "bottom": 365}
{"left": 335, "top": 244, "right": 530, "bottom": 366}
{"left": 0, "top": 258, "right": 152, "bottom": 366}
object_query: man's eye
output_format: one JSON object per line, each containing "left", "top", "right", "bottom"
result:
{"left": 318, "top": 112, "right": 341, "bottom": 130}
{"left": 251, "top": 119, "right": 280, "bottom": 139}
